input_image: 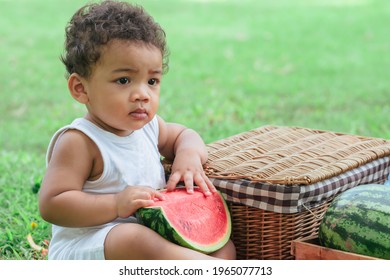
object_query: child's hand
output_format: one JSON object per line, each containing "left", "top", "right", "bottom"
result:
{"left": 114, "top": 186, "right": 164, "bottom": 218}
{"left": 165, "top": 151, "right": 216, "bottom": 196}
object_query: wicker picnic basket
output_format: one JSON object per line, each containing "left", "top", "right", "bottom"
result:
{"left": 201, "top": 125, "right": 390, "bottom": 260}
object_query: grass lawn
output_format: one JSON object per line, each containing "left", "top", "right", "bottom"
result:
{"left": 1, "top": 0, "right": 389, "bottom": 259}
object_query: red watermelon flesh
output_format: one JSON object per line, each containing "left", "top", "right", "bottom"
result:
{"left": 136, "top": 188, "right": 231, "bottom": 253}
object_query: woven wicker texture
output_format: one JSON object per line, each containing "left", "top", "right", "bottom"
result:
{"left": 228, "top": 200, "right": 331, "bottom": 260}
{"left": 205, "top": 125, "right": 390, "bottom": 185}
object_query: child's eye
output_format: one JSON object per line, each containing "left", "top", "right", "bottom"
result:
{"left": 116, "top": 77, "right": 130, "bottom": 85}
{"left": 148, "top": 78, "right": 159, "bottom": 86}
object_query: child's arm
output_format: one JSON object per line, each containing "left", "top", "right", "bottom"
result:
{"left": 157, "top": 116, "right": 216, "bottom": 195}
{"left": 39, "top": 129, "right": 163, "bottom": 227}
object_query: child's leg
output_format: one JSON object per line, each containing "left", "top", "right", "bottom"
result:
{"left": 104, "top": 223, "right": 220, "bottom": 260}
{"left": 210, "top": 239, "right": 236, "bottom": 260}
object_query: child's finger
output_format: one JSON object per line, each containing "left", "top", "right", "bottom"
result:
{"left": 166, "top": 172, "right": 181, "bottom": 191}
{"left": 193, "top": 173, "right": 212, "bottom": 196}
{"left": 151, "top": 189, "right": 165, "bottom": 201}
{"left": 197, "top": 172, "right": 216, "bottom": 192}
{"left": 204, "top": 175, "right": 217, "bottom": 193}
{"left": 183, "top": 172, "right": 195, "bottom": 194}
{"left": 133, "top": 198, "right": 155, "bottom": 210}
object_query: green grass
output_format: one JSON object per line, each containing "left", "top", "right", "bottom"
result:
{"left": 1, "top": 0, "right": 389, "bottom": 259}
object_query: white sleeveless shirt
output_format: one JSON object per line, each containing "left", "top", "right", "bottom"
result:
{"left": 46, "top": 116, "right": 166, "bottom": 259}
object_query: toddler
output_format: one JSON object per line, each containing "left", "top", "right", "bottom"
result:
{"left": 39, "top": 0, "right": 235, "bottom": 260}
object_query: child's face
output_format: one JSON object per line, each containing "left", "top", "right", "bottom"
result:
{"left": 82, "top": 40, "right": 163, "bottom": 136}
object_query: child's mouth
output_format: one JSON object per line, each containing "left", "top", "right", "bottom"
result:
{"left": 129, "top": 108, "right": 148, "bottom": 120}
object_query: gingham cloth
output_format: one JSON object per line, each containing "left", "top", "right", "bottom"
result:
{"left": 212, "top": 156, "right": 390, "bottom": 214}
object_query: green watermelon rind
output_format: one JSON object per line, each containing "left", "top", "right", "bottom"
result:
{"left": 318, "top": 184, "right": 390, "bottom": 259}
{"left": 136, "top": 191, "right": 231, "bottom": 254}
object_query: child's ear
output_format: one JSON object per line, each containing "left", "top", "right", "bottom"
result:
{"left": 68, "top": 73, "right": 89, "bottom": 104}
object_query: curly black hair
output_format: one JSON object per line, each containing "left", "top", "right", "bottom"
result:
{"left": 61, "top": 0, "right": 169, "bottom": 78}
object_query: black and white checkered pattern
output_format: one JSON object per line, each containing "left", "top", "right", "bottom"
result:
{"left": 212, "top": 156, "right": 390, "bottom": 214}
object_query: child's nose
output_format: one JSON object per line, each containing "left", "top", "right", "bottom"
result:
{"left": 130, "top": 85, "right": 149, "bottom": 102}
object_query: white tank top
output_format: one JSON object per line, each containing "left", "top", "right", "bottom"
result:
{"left": 45, "top": 116, "right": 166, "bottom": 259}
{"left": 46, "top": 116, "right": 166, "bottom": 193}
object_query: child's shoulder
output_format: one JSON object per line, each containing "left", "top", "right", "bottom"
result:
{"left": 53, "top": 128, "right": 98, "bottom": 158}
{"left": 47, "top": 119, "right": 99, "bottom": 164}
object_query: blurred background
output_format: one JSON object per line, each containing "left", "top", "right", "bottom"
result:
{"left": 0, "top": 0, "right": 389, "bottom": 259}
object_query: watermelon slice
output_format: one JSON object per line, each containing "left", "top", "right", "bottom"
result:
{"left": 136, "top": 188, "right": 231, "bottom": 254}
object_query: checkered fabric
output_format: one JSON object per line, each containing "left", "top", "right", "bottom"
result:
{"left": 212, "top": 156, "right": 390, "bottom": 214}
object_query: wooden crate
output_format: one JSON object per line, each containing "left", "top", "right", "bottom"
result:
{"left": 291, "top": 237, "right": 381, "bottom": 260}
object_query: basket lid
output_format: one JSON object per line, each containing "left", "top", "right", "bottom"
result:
{"left": 204, "top": 125, "right": 390, "bottom": 185}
